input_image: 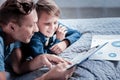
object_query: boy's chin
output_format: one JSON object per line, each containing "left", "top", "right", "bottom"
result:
{"left": 46, "top": 35, "right": 54, "bottom": 38}
{"left": 47, "top": 36, "right": 52, "bottom": 38}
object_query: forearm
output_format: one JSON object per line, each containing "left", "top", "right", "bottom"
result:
{"left": 34, "top": 72, "right": 56, "bottom": 80}
{"left": 62, "top": 39, "right": 70, "bottom": 47}
{"left": 35, "top": 73, "right": 48, "bottom": 80}
{"left": 0, "top": 72, "right": 6, "bottom": 80}
{"left": 65, "top": 28, "right": 81, "bottom": 44}
{"left": 11, "top": 48, "right": 44, "bottom": 74}
{"left": 20, "top": 56, "right": 43, "bottom": 72}
{"left": 15, "top": 55, "right": 44, "bottom": 74}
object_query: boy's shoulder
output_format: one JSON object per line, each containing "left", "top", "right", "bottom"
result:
{"left": 32, "top": 32, "right": 46, "bottom": 40}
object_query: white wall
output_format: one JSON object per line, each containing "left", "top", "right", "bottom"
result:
{"left": 1, "top": 0, "right": 120, "bottom": 19}
{"left": 54, "top": 0, "right": 120, "bottom": 19}
{"left": 55, "top": 0, "right": 120, "bottom": 8}
{"left": 0, "top": 0, "right": 4, "bottom": 5}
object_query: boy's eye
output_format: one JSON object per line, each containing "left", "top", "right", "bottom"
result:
{"left": 45, "top": 23, "right": 50, "bottom": 25}
{"left": 54, "top": 21, "right": 58, "bottom": 25}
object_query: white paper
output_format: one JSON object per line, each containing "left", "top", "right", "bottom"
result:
{"left": 89, "top": 35, "right": 120, "bottom": 60}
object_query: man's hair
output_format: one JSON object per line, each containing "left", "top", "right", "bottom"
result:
{"left": 36, "top": 0, "right": 60, "bottom": 18}
{"left": 0, "top": 0, "right": 35, "bottom": 26}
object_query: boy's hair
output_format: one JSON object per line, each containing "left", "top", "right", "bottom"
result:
{"left": 36, "top": 0, "right": 60, "bottom": 18}
{"left": 0, "top": 0, "right": 35, "bottom": 26}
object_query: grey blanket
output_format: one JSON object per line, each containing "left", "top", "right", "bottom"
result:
{"left": 59, "top": 18, "right": 120, "bottom": 80}
{"left": 12, "top": 18, "right": 120, "bottom": 80}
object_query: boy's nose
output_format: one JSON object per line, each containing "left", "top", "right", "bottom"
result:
{"left": 50, "top": 24, "right": 55, "bottom": 30}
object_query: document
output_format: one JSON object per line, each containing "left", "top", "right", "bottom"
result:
{"left": 89, "top": 35, "right": 120, "bottom": 60}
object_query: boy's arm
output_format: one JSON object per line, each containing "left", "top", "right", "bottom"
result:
{"left": 50, "top": 39, "right": 69, "bottom": 54}
{"left": 50, "top": 23, "right": 81, "bottom": 54}
{"left": 55, "top": 23, "right": 81, "bottom": 45}
{"left": 64, "top": 27, "right": 81, "bottom": 45}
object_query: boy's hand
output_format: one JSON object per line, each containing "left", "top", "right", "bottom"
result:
{"left": 50, "top": 40, "right": 69, "bottom": 54}
{"left": 56, "top": 26, "right": 67, "bottom": 41}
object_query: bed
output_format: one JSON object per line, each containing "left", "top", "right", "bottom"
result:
{"left": 14, "top": 17, "right": 120, "bottom": 80}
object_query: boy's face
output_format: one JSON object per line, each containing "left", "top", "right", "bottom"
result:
{"left": 13, "top": 10, "right": 38, "bottom": 43}
{"left": 37, "top": 11, "right": 59, "bottom": 37}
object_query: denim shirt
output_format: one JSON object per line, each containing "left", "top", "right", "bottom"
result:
{"left": 0, "top": 28, "right": 21, "bottom": 71}
{"left": 22, "top": 23, "right": 81, "bottom": 57}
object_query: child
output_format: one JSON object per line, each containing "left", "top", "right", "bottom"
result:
{"left": 22, "top": 0, "right": 81, "bottom": 57}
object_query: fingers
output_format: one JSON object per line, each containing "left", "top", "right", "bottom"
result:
{"left": 42, "top": 54, "right": 71, "bottom": 69}
{"left": 50, "top": 45, "right": 62, "bottom": 54}
{"left": 57, "top": 26, "right": 67, "bottom": 33}
{"left": 57, "top": 63, "right": 75, "bottom": 78}
{"left": 66, "top": 66, "right": 76, "bottom": 78}
{"left": 56, "top": 26, "right": 67, "bottom": 40}
{"left": 42, "top": 55, "right": 53, "bottom": 69}
{"left": 49, "top": 54, "right": 71, "bottom": 64}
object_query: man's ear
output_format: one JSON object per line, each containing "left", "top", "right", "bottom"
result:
{"left": 7, "top": 22, "right": 16, "bottom": 32}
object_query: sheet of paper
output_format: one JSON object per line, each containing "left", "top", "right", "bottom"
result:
{"left": 89, "top": 35, "right": 120, "bottom": 60}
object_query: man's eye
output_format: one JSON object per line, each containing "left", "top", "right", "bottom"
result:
{"left": 29, "top": 25, "right": 33, "bottom": 28}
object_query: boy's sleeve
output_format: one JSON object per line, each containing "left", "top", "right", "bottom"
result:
{"left": 65, "top": 27, "right": 81, "bottom": 45}
{"left": 29, "top": 38, "right": 44, "bottom": 57}
{"left": 24, "top": 35, "right": 46, "bottom": 57}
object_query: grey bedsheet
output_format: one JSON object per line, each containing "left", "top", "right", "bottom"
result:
{"left": 12, "top": 18, "right": 120, "bottom": 80}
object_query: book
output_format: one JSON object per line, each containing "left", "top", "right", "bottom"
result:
{"left": 66, "top": 42, "right": 108, "bottom": 69}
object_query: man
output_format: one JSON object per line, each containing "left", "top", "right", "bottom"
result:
{"left": 0, "top": 0, "right": 75, "bottom": 80}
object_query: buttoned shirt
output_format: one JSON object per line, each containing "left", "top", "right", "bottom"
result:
{"left": 0, "top": 28, "right": 21, "bottom": 71}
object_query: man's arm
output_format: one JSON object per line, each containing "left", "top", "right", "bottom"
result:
{"left": 34, "top": 63, "right": 75, "bottom": 80}
{"left": 11, "top": 48, "right": 44, "bottom": 74}
{"left": 0, "top": 72, "right": 6, "bottom": 80}
{"left": 11, "top": 48, "right": 68, "bottom": 75}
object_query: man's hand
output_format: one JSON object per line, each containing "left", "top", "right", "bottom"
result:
{"left": 11, "top": 48, "right": 70, "bottom": 74}
{"left": 35, "top": 63, "right": 75, "bottom": 80}
{"left": 38, "top": 54, "right": 70, "bottom": 69}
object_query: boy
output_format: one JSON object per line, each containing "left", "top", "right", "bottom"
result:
{"left": 22, "top": 0, "right": 81, "bottom": 57}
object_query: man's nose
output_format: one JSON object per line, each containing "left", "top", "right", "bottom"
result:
{"left": 34, "top": 23, "right": 39, "bottom": 32}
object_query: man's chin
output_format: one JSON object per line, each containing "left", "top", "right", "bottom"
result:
{"left": 23, "top": 39, "right": 31, "bottom": 43}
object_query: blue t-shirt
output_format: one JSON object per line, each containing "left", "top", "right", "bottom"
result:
{"left": 22, "top": 23, "right": 81, "bottom": 57}
{"left": 0, "top": 28, "right": 21, "bottom": 71}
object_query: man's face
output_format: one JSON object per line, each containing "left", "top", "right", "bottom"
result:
{"left": 13, "top": 9, "right": 38, "bottom": 43}
{"left": 37, "top": 12, "right": 59, "bottom": 37}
